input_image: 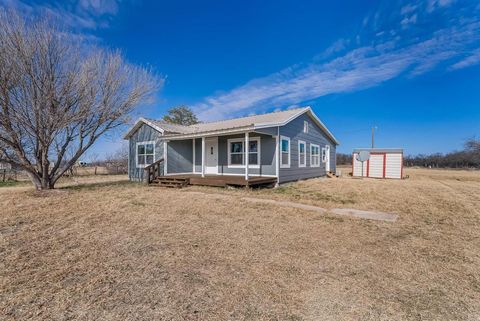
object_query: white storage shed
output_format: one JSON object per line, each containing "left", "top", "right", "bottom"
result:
{"left": 352, "top": 148, "right": 403, "bottom": 179}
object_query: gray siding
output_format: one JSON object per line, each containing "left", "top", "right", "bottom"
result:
{"left": 167, "top": 139, "right": 193, "bottom": 173}
{"left": 128, "top": 124, "right": 164, "bottom": 181}
{"left": 194, "top": 138, "right": 202, "bottom": 173}
{"left": 217, "top": 134, "right": 276, "bottom": 176}
{"left": 128, "top": 113, "right": 336, "bottom": 183}
{"left": 279, "top": 113, "right": 337, "bottom": 183}
{"left": 192, "top": 134, "right": 276, "bottom": 176}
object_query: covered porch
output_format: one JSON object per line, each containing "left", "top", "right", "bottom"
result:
{"left": 163, "top": 128, "right": 278, "bottom": 182}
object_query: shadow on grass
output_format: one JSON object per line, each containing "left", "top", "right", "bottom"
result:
{"left": 61, "top": 179, "right": 139, "bottom": 191}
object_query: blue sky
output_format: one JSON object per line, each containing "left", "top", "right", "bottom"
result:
{"left": 2, "top": 0, "right": 480, "bottom": 157}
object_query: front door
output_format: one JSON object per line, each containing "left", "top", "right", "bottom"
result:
{"left": 325, "top": 145, "right": 331, "bottom": 172}
{"left": 205, "top": 137, "right": 218, "bottom": 174}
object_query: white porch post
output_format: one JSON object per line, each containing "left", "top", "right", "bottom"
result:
{"left": 245, "top": 132, "right": 249, "bottom": 180}
{"left": 201, "top": 137, "right": 205, "bottom": 177}
{"left": 192, "top": 138, "right": 195, "bottom": 173}
{"left": 164, "top": 140, "right": 168, "bottom": 175}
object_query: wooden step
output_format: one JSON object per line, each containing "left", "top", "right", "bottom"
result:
{"left": 151, "top": 176, "right": 190, "bottom": 188}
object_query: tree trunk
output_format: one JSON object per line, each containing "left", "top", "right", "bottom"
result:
{"left": 27, "top": 172, "right": 56, "bottom": 190}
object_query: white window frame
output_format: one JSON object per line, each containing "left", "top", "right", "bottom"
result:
{"left": 136, "top": 141, "right": 155, "bottom": 168}
{"left": 280, "top": 136, "right": 291, "bottom": 168}
{"left": 298, "top": 140, "right": 306, "bottom": 168}
{"left": 227, "top": 137, "right": 261, "bottom": 168}
{"left": 310, "top": 143, "right": 320, "bottom": 167}
{"left": 303, "top": 120, "right": 309, "bottom": 133}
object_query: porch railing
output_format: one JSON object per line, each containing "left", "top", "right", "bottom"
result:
{"left": 144, "top": 158, "right": 164, "bottom": 184}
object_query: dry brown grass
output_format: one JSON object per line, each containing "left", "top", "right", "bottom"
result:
{"left": 1, "top": 168, "right": 479, "bottom": 320}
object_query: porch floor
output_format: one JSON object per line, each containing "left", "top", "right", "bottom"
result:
{"left": 155, "top": 174, "right": 277, "bottom": 188}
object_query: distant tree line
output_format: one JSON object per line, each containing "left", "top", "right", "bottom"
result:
{"left": 336, "top": 153, "right": 352, "bottom": 165}
{"left": 336, "top": 138, "right": 480, "bottom": 168}
{"left": 404, "top": 138, "right": 480, "bottom": 168}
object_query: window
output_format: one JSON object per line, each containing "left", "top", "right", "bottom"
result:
{"left": 227, "top": 137, "right": 260, "bottom": 168}
{"left": 230, "top": 141, "right": 243, "bottom": 165}
{"left": 298, "top": 140, "right": 306, "bottom": 167}
{"left": 303, "top": 121, "right": 309, "bottom": 133}
{"left": 310, "top": 144, "right": 320, "bottom": 167}
{"left": 248, "top": 139, "right": 259, "bottom": 165}
{"left": 321, "top": 147, "right": 327, "bottom": 163}
{"left": 280, "top": 136, "right": 290, "bottom": 168}
{"left": 136, "top": 141, "right": 155, "bottom": 168}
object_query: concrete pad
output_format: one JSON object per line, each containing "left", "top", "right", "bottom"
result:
{"left": 330, "top": 208, "right": 398, "bottom": 222}
{"left": 183, "top": 191, "right": 398, "bottom": 222}
{"left": 240, "top": 197, "right": 398, "bottom": 222}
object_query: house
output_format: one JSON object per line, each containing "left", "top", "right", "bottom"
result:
{"left": 124, "top": 106, "right": 339, "bottom": 187}
{"left": 0, "top": 161, "right": 12, "bottom": 170}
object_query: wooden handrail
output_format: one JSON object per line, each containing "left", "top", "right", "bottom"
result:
{"left": 144, "top": 158, "right": 164, "bottom": 184}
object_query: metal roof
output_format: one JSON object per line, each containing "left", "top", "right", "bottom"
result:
{"left": 124, "top": 106, "right": 339, "bottom": 144}
{"left": 353, "top": 148, "right": 404, "bottom": 153}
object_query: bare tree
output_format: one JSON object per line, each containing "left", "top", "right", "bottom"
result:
{"left": 0, "top": 10, "right": 159, "bottom": 189}
{"left": 104, "top": 143, "right": 129, "bottom": 174}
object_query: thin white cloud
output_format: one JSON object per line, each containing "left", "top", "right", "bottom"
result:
{"left": 427, "top": 0, "right": 456, "bottom": 13}
{"left": 449, "top": 49, "right": 480, "bottom": 70}
{"left": 77, "top": 0, "right": 120, "bottom": 16}
{"left": 401, "top": 4, "right": 418, "bottom": 15}
{"left": 401, "top": 14, "right": 417, "bottom": 27}
{"left": 0, "top": 0, "right": 124, "bottom": 30}
{"left": 193, "top": 3, "right": 480, "bottom": 121}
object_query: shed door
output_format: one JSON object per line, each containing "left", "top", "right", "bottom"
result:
{"left": 385, "top": 153, "right": 402, "bottom": 179}
{"left": 368, "top": 154, "right": 385, "bottom": 178}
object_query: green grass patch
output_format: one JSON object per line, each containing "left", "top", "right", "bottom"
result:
{"left": 0, "top": 180, "right": 20, "bottom": 188}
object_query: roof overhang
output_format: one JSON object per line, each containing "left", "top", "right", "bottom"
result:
{"left": 124, "top": 106, "right": 339, "bottom": 145}
{"left": 254, "top": 106, "right": 339, "bottom": 145}
{"left": 123, "top": 117, "right": 164, "bottom": 139}
{"left": 164, "top": 125, "right": 256, "bottom": 140}
{"left": 353, "top": 148, "right": 404, "bottom": 153}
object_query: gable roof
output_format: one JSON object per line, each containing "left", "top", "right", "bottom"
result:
{"left": 124, "top": 106, "right": 339, "bottom": 144}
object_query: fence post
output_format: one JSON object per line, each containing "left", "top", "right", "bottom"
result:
{"left": 2, "top": 169, "right": 5, "bottom": 182}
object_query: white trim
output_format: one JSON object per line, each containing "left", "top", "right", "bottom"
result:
{"left": 227, "top": 136, "right": 261, "bottom": 169}
{"left": 298, "top": 140, "right": 306, "bottom": 168}
{"left": 275, "top": 127, "right": 279, "bottom": 180}
{"left": 164, "top": 172, "right": 276, "bottom": 177}
{"left": 325, "top": 145, "right": 331, "bottom": 172}
{"left": 166, "top": 126, "right": 255, "bottom": 140}
{"left": 245, "top": 132, "right": 249, "bottom": 180}
{"left": 215, "top": 173, "right": 277, "bottom": 177}
{"left": 165, "top": 172, "right": 194, "bottom": 176}
{"left": 135, "top": 141, "right": 155, "bottom": 168}
{"left": 280, "top": 136, "right": 291, "bottom": 168}
{"left": 204, "top": 137, "right": 219, "bottom": 174}
{"left": 201, "top": 137, "right": 205, "bottom": 177}
{"left": 163, "top": 141, "right": 167, "bottom": 174}
{"left": 192, "top": 138, "right": 196, "bottom": 173}
{"left": 253, "top": 107, "right": 338, "bottom": 145}
{"left": 310, "top": 143, "right": 320, "bottom": 167}
{"left": 124, "top": 117, "right": 165, "bottom": 139}
{"left": 303, "top": 121, "right": 309, "bottom": 134}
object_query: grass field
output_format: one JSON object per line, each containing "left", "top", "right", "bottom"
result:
{"left": 1, "top": 168, "right": 479, "bottom": 320}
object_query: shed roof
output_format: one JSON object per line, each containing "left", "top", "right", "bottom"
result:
{"left": 353, "top": 148, "right": 404, "bottom": 153}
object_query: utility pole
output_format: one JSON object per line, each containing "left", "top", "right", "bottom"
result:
{"left": 371, "top": 126, "right": 377, "bottom": 148}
